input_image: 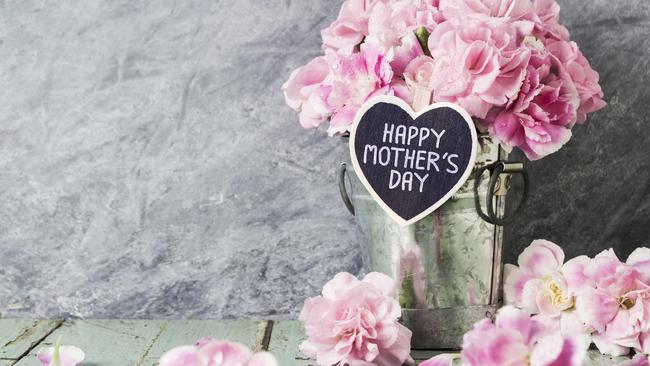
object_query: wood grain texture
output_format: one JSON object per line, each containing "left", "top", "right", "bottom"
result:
{"left": 0, "top": 319, "right": 637, "bottom": 365}
{"left": 0, "top": 319, "right": 61, "bottom": 362}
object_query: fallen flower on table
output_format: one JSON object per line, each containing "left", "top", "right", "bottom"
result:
{"left": 159, "top": 337, "right": 278, "bottom": 366}
{"left": 36, "top": 338, "right": 85, "bottom": 366}
{"left": 421, "top": 306, "right": 587, "bottom": 366}
{"left": 505, "top": 240, "right": 650, "bottom": 358}
{"left": 299, "top": 272, "right": 413, "bottom": 366}
{"left": 504, "top": 240, "right": 590, "bottom": 338}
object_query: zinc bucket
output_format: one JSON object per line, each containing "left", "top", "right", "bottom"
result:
{"left": 338, "top": 133, "right": 512, "bottom": 349}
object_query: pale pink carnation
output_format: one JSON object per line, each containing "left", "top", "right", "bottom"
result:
{"left": 546, "top": 39, "right": 606, "bottom": 123}
{"left": 531, "top": 0, "right": 570, "bottom": 41}
{"left": 481, "top": 43, "right": 580, "bottom": 160}
{"left": 575, "top": 249, "right": 650, "bottom": 357}
{"left": 427, "top": 19, "right": 531, "bottom": 118}
{"left": 439, "top": 0, "right": 537, "bottom": 35}
{"left": 299, "top": 272, "right": 413, "bottom": 366}
{"left": 321, "top": 0, "right": 380, "bottom": 55}
{"left": 159, "top": 338, "right": 278, "bottom": 366}
{"left": 281, "top": 56, "right": 333, "bottom": 129}
{"left": 326, "top": 42, "right": 395, "bottom": 135}
{"left": 504, "top": 240, "right": 587, "bottom": 318}
{"left": 461, "top": 306, "right": 586, "bottom": 366}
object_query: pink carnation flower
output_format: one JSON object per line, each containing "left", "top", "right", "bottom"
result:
{"left": 281, "top": 56, "right": 333, "bottom": 129}
{"left": 504, "top": 240, "right": 587, "bottom": 319}
{"left": 481, "top": 43, "right": 580, "bottom": 160}
{"left": 531, "top": 0, "right": 570, "bottom": 41}
{"left": 575, "top": 249, "right": 650, "bottom": 357}
{"left": 299, "top": 272, "right": 413, "bottom": 366}
{"left": 438, "top": 0, "right": 537, "bottom": 35}
{"left": 326, "top": 42, "right": 395, "bottom": 135}
{"left": 427, "top": 18, "right": 531, "bottom": 118}
{"left": 321, "top": 0, "right": 380, "bottom": 55}
{"left": 461, "top": 306, "right": 586, "bottom": 366}
{"left": 159, "top": 338, "right": 278, "bottom": 366}
{"left": 546, "top": 39, "right": 606, "bottom": 123}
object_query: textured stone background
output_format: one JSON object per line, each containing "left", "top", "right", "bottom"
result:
{"left": 0, "top": 0, "right": 648, "bottom": 319}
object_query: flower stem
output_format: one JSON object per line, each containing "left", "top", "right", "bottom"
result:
{"left": 414, "top": 27, "right": 431, "bottom": 57}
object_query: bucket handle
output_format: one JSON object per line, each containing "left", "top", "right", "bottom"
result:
{"left": 338, "top": 163, "right": 355, "bottom": 216}
{"left": 474, "top": 161, "right": 529, "bottom": 226}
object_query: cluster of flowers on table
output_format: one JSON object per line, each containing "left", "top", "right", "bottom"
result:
{"left": 296, "top": 240, "right": 650, "bottom": 366}
{"left": 282, "top": 0, "right": 606, "bottom": 160}
{"left": 37, "top": 241, "right": 649, "bottom": 366}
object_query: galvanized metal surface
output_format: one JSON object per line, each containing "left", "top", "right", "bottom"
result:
{"left": 342, "top": 134, "right": 508, "bottom": 349}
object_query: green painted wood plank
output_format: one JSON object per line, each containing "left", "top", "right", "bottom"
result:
{"left": 137, "top": 320, "right": 269, "bottom": 366}
{"left": 9, "top": 320, "right": 268, "bottom": 366}
{"left": 0, "top": 319, "right": 61, "bottom": 361}
{"left": 12, "top": 320, "right": 166, "bottom": 366}
{"left": 267, "top": 321, "right": 312, "bottom": 366}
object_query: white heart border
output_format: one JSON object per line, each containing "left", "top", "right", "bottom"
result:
{"left": 349, "top": 95, "right": 479, "bottom": 226}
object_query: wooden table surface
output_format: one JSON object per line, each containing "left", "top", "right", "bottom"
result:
{"left": 0, "top": 319, "right": 631, "bottom": 365}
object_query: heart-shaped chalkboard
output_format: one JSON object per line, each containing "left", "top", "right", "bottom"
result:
{"left": 349, "top": 96, "right": 478, "bottom": 226}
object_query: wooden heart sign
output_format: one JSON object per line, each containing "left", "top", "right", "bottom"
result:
{"left": 349, "top": 96, "right": 478, "bottom": 226}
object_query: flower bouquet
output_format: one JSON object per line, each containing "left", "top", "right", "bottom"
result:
{"left": 282, "top": 0, "right": 606, "bottom": 349}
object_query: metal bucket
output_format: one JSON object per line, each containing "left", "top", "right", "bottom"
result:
{"left": 339, "top": 134, "right": 509, "bottom": 349}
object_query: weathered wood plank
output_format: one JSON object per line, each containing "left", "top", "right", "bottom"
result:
{"left": 9, "top": 320, "right": 268, "bottom": 366}
{"left": 0, "top": 319, "right": 61, "bottom": 361}
{"left": 267, "top": 321, "right": 313, "bottom": 366}
{"left": 12, "top": 320, "right": 165, "bottom": 366}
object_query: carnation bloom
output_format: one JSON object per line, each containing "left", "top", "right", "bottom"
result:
{"left": 481, "top": 42, "right": 580, "bottom": 160}
{"left": 37, "top": 341, "right": 85, "bottom": 366}
{"left": 545, "top": 39, "right": 606, "bottom": 123}
{"left": 159, "top": 338, "right": 278, "bottom": 366}
{"left": 574, "top": 249, "right": 650, "bottom": 357}
{"left": 281, "top": 56, "right": 333, "bottom": 129}
{"left": 299, "top": 272, "right": 413, "bottom": 366}
{"left": 438, "top": 0, "right": 537, "bottom": 35}
{"left": 427, "top": 18, "right": 531, "bottom": 118}
{"left": 531, "top": 0, "right": 569, "bottom": 41}
{"left": 461, "top": 306, "right": 586, "bottom": 366}
{"left": 326, "top": 41, "right": 395, "bottom": 135}
{"left": 320, "top": 0, "right": 379, "bottom": 55}
{"left": 504, "top": 240, "right": 587, "bottom": 318}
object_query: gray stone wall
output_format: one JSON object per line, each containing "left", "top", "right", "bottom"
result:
{"left": 0, "top": 0, "right": 647, "bottom": 318}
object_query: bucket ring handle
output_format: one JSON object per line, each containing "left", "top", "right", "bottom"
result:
{"left": 474, "top": 161, "right": 529, "bottom": 226}
{"left": 338, "top": 163, "right": 355, "bottom": 216}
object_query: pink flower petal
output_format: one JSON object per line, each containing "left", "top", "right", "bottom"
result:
{"left": 517, "top": 240, "right": 565, "bottom": 277}
{"left": 159, "top": 345, "right": 205, "bottom": 366}
{"left": 420, "top": 354, "right": 455, "bottom": 366}
{"left": 575, "top": 287, "right": 619, "bottom": 333}
{"left": 530, "top": 334, "right": 586, "bottom": 366}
